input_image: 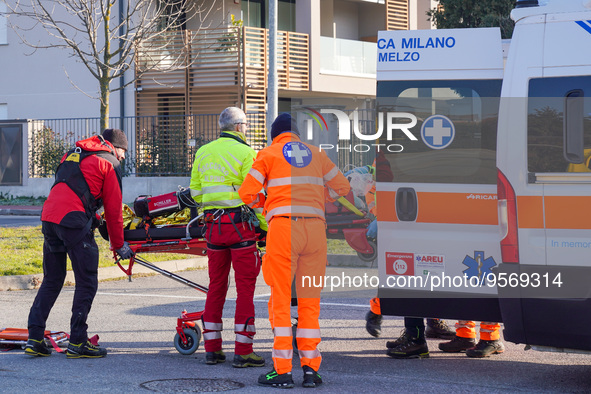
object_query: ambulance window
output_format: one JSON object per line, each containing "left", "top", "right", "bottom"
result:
{"left": 527, "top": 76, "right": 591, "bottom": 173}
{"left": 376, "top": 80, "right": 502, "bottom": 184}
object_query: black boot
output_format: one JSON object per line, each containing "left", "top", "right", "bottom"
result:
{"left": 466, "top": 339, "right": 505, "bottom": 358}
{"left": 386, "top": 333, "right": 429, "bottom": 359}
{"left": 438, "top": 335, "right": 476, "bottom": 353}
{"left": 365, "top": 311, "right": 382, "bottom": 338}
{"left": 302, "top": 365, "right": 323, "bottom": 388}
{"left": 258, "top": 369, "right": 295, "bottom": 389}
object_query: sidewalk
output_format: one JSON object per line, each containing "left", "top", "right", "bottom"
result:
{"left": 0, "top": 205, "right": 43, "bottom": 216}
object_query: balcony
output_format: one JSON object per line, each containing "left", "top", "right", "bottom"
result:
{"left": 319, "top": 37, "right": 377, "bottom": 78}
{"left": 135, "top": 26, "right": 308, "bottom": 149}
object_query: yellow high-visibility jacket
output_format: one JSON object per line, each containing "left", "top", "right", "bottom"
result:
{"left": 190, "top": 131, "right": 267, "bottom": 230}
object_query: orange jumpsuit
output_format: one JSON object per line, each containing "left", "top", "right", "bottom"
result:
{"left": 238, "top": 132, "right": 350, "bottom": 374}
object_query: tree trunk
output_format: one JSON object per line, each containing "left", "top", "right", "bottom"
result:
{"left": 100, "top": 75, "right": 110, "bottom": 132}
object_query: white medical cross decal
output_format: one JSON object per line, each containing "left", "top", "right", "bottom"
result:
{"left": 288, "top": 143, "right": 310, "bottom": 165}
{"left": 424, "top": 118, "right": 452, "bottom": 146}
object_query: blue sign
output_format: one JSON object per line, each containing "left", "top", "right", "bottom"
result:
{"left": 462, "top": 251, "right": 497, "bottom": 285}
{"left": 421, "top": 115, "right": 455, "bottom": 150}
{"left": 283, "top": 142, "right": 312, "bottom": 168}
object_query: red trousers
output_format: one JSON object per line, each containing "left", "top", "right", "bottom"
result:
{"left": 202, "top": 217, "right": 261, "bottom": 355}
{"left": 263, "top": 217, "right": 326, "bottom": 374}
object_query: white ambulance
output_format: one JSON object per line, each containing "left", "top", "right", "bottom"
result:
{"left": 376, "top": 0, "right": 591, "bottom": 352}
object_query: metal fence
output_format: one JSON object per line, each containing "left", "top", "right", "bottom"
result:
{"left": 28, "top": 111, "right": 376, "bottom": 178}
{"left": 28, "top": 114, "right": 261, "bottom": 177}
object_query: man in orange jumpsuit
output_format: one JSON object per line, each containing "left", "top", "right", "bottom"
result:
{"left": 239, "top": 113, "right": 350, "bottom": 388}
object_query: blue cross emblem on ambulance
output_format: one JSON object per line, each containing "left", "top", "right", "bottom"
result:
{"left": 421, "top": 115, "right": 455, "bottom": 150}
{"left": 283, "top": 141, "right": 312, "bottom": 168}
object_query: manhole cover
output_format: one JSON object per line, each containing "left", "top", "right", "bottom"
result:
{"left": 140, "top": 378, "right": 245, "bottom": 392}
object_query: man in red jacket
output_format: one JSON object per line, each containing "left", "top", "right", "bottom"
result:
{"left": 25, "top": 129, "right": 133, "bottom": 359}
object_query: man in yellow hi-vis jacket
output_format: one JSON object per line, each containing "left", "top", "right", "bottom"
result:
{"left": 190, "top": 107, "right": 267, "bottom": 368}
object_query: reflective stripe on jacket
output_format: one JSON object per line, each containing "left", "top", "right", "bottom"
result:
{"left": 238, "top": 132, "right": 350, "bottom": 222}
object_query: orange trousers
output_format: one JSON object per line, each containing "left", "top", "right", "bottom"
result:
{"left": 263, "top": 216, "right": 326, "bottom": 374}
{"left": 370, "top": 297, "right": 381, "bottom": 315}
{"left": 455, "top": 321, "right": 501, "bottom": 341}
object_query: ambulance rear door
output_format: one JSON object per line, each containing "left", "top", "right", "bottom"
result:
{"left": 376, "top": 28, "right": 505, "bottom": 321}
{"left": 496, "top": 1, "right": 591, "bottom": 352}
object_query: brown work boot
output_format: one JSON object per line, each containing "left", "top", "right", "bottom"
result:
{"left": 466, "top": 339, "right": 505, "bottom": 358}
{"left": 438, "top": 335, "right": 476, "bottom": 353}
{"left": 425, "top": 319, "right": 456, "bottom": 339}
{"left": 365, "top": 311, "right": 382, "bottom": 338}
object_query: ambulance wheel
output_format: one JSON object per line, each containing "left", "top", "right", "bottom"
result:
{"left": 174, "top": 327, "right": 201, "bottom": 355}
{"left": 357, "top": 240, "right": 377, "bottom": 262}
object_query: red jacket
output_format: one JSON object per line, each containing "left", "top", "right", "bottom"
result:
{"left": 41, "top": 136, "right": 125, "bottom": 250}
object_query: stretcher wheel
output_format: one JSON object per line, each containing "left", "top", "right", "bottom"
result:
{"left": 174, "top": 327, "right": 201, "bottom": 355}
{"left": 357, "top": 239, "right": 377, "bottom": 262}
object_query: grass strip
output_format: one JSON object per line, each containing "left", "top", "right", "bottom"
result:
{"left": 0, "top": 226, "right": 195, "bottom": 276}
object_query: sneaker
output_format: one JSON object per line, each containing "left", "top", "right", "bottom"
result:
{"left": 438, "top": 335, "right": 477, "bottom": 353}
{"left": 24, "top": 338, "right": 52, "bottom": 357}
{"left": 386, "top": 335, "right": 429, "bottom": 359}
{"left": 232, "top": 352, "right": 265, "bottom": 368}
{"left": 466, "top": 339, "right": 505, "bottom": 358}
{"left": 205, "top": 350, "right": 226, "bottom": 365}
{"left": 66, "top": 340, "right": 107, "bottom": 358}
{"left": 258, "top": 369, "right": 295, "bottom": 389}
{"left": 386, "top": 329, "right": 409, "bottom": 349}
{"left": 425, "top": 319, "right": 456, "bottom": 339}
{"left": 365, "top": 311, "right": 382, "bottom": 338}
{"left": 302, "top": 365, "right": 323, "bottom": 388}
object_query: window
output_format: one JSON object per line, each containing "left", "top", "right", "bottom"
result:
{"left": 0, "top": 104, "right": 7, "bottom": 120}
{"left": 0, "top": 2, "right": 7, "bottom": 44}
{"left": 157, "top": 0, "right": 186, "bottom": 31}
{"left": 241, "top": 0, "right": 295, "bottom": 31}
{"left": 527, "top": 76, "right": 591, "bottom": 173}
{"left": 377, "top": 80, "right": 502, "bottom": 184}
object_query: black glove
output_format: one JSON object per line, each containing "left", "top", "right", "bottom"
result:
{"left": 116, "top": 241, "right": 134, "bottom": 260}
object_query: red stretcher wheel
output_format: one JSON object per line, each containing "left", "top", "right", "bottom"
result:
{"left": 174, "top": 327, "right": 201, "bottom": 355}
{"left": 357, "top": 239, "right": 377, "bottom": 262}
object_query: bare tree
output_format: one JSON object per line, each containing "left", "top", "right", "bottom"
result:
{"left": 3, "top": 0, "right": 220, "bottom": 131}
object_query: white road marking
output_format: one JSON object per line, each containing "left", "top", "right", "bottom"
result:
{"left": 96, "top": 291, "right": 368, "bottom": 308}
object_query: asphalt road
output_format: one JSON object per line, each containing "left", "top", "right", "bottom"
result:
{"left": 1, "top": 267, "right": 591, "bottom": 393}
{"left": 0, "top": 215, "right": 41, "bottom": 227}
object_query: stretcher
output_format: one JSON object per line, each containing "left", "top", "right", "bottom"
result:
{"left": 0, "top": 327, "right": 69, "bottom": 352}
{"left": 325, "top": 191, "right": 377, "bottom": 262}
{"left": 116, "top": 214, "right": 209, "bottom": 355}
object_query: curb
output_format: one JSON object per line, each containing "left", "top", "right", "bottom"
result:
{"left": 0, "top": 255, "right": 375, "bottom": 291}
{"left": 0, "top": 208, "right": 42, "bottom": 216}
{"left": 0, "top": 257, "right": 208, "bottom": 291}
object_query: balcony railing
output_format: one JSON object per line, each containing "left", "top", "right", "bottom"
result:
{"left": 319, "top": 36, "right": 377, "bottom": 77}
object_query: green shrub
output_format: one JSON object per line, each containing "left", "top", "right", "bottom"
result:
{"left": 29, "top": 127, "right": 73, "bottom": 178}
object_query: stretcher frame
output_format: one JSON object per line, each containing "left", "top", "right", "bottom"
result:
{"left": 116, "top": 215, "right": 209, "bottom": 355}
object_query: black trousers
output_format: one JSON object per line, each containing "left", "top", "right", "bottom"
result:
{"left": 404, "top": 317, "right": 425, "bottom": 340}
{"left": 28, "top": 221, "right": 99, "bottom": 344}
